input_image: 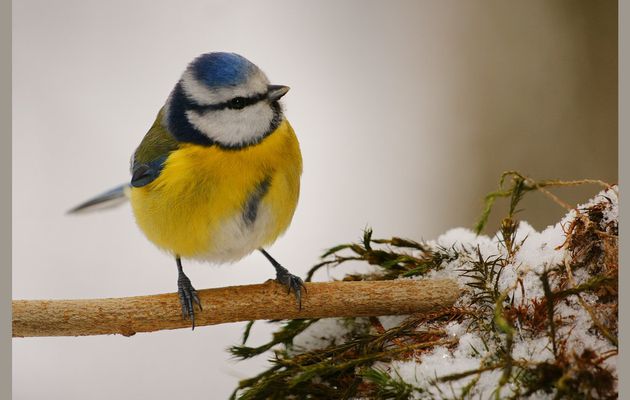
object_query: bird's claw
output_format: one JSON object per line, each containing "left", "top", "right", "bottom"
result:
{"left": 177, "top": 273, "right": 202, "bottom": 329}
{"left": 275, "top": 267, "right": 307, "bottom": 310}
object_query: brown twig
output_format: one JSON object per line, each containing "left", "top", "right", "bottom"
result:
{"left": 13, "top": 279, "right": 460, "bottom": 338}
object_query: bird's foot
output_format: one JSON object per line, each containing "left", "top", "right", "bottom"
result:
{"left": 259, "top": 249, "right": 306, "bottom": 310}
{"left": 177, "top": 271, "right": 202, "bottom": 329}
{"left": 275, "top": 264, "right": 306, "bottom": 310}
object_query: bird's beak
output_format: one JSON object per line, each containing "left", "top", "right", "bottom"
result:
{"left": 267, "top": 85, "right": 290, "bottom": 101}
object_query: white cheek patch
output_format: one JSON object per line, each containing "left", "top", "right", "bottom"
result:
{"left": 180, "top": 69, "right": 269, "bottom": 105}
{"left": 186, "top": 102, "right": 274, "bottom": 146}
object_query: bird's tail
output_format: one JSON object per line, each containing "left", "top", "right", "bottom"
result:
{"left": 67, "top": 184, "right": 130, "bottom": 214}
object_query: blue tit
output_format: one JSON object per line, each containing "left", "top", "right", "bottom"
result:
{"left": 70, "top": 52, "right": 304, "bottom": 328}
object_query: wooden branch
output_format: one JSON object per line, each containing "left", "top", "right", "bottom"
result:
{"left": 13, "top": 279, "right": 460, "bottom": 337}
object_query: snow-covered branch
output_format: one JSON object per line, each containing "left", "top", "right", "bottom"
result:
{"left": 230, "top": 178, "right": 618, "bottom": 400}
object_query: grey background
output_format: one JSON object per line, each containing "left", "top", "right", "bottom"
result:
{"left": 2, "top": 0, "right": 11, "bottom": 398}
{"left": 12, "top": 1, "right": 617, "bottom": 399}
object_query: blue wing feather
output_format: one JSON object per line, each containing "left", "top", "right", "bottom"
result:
{"left": 130, "top": 155, "right": 168, "bottom": 187}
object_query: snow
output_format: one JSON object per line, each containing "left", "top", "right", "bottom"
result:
{"left": 289, "top": 187, "right": 618, "bottom": 398}
{"left": 291, "top": 318, "right": 364, "bottom": 353}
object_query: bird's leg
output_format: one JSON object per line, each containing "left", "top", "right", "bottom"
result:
{"left": 176, "top": 256, "right": 202, "bottom": 329}
{"left": 259, "top": 249, "right": 306, "bottom": 310}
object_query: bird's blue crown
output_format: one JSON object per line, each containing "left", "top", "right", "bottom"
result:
{"left": 190, "top": 52, "right": 256, "bottom": 88}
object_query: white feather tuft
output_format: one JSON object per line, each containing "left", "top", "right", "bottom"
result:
{"left": 192, "top": 204, "right": 275, "bottom": 263}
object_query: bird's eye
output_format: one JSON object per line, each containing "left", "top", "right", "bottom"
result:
{"left": 229, "top": 97, "right": 247, "bottom": 110}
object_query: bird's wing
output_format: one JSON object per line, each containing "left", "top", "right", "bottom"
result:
{"left": 68, "top": 109, "right": 180, "bottom": 214}
{"left": 130, "top": 108, "right": 180, "bottom": 187}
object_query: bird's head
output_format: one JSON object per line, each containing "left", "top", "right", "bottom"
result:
{"left": 164, "top": 52, "right": 289, "bottom": 148}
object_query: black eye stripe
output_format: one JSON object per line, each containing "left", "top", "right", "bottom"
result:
{"left": 188, "top": 91, "right": 268, "bottom": 112}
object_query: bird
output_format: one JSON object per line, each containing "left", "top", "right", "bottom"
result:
{"left": 69, "top": 52, "right": 304, "bottom": 328}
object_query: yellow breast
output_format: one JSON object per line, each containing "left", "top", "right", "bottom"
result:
{"left": 129, "top": 119, "right": 302, "bottom": 261}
